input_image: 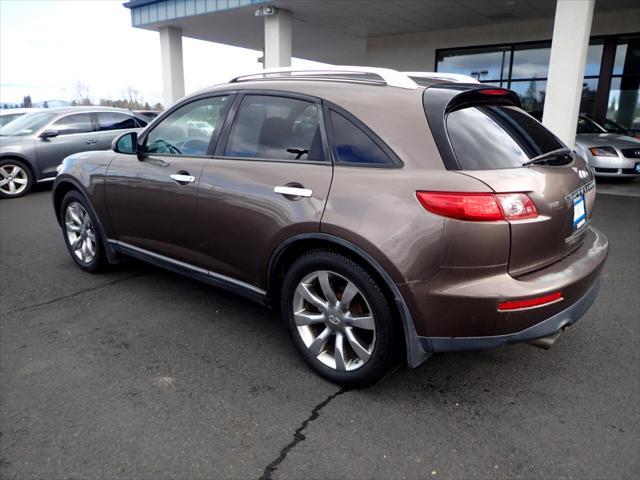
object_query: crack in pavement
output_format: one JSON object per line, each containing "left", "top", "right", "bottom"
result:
{"left": 0, "top": 272, "right": 147, "bottom": 317}
{"left": 260, "top": 388, "right": 347, "bottom": 480}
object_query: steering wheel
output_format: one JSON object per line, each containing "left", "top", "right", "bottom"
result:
{"left": 179, "top": 139, "right": 210, "bottom": 156}
{"left": 149, "top": 139, "right": 181, "bottom": 155}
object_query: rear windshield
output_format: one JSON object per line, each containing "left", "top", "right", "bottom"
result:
{"left": 446, "top": 105, "right": 564, "bottom": 170}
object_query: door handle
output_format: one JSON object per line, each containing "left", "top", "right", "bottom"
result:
{"left": 170, "top": 173, "right": 195, "bottom": 184}
{"left": 274, "top": 185, "right": 312, "bottom": 198}
{"left": 86, "top": 139, "right": 98, "bottom": 144}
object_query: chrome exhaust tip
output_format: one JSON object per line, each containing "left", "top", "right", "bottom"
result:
{"left": 526, "top": 331, "right": 561, "bottom": 350}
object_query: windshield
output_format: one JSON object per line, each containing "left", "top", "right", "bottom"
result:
{"left": 0, "top": 112, "right": 57, "bottom": 136}
{"left": 576, "top": 116, "right": 607, "bottom": 134}
{"left": 446, "top": 105, "right": 565, "bottom": 170}
{"left": 0, "top": 113, "right": 24, "bottom": 128}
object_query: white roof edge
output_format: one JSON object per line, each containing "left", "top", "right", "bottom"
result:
{"left": 230, "top": 65, "right": 420, "bottom": 89}
{"left": 404, "top": 71, "right": 481, "bottom": 84}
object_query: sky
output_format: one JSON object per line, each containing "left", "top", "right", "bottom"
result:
{"left": 0, "top": 0, "right": 323, "bottom": 107}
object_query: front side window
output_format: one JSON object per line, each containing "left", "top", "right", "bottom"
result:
{"left": 224, "top": 95, "right": 324, "bottom": 161}
{"left": 97, "top": 112, "right": 138, "bottom": 131}
{"left": 329, "top": 110, "right": 392, "bottom": 165}
{"left": 446, "top": 105, "right": 564, "bottom": 170}
{"left": 145, "top": 96, "right": 229, "bottom": 156}
{"left": 51, "top": 113, "right": 94, "bottom": 135}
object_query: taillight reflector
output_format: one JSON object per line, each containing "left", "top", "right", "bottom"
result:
{"left": 498, "top": 291, "right": 563, "bottom": 311}
{"left": 416, "top": 192, "right": 538, "bottom": 222}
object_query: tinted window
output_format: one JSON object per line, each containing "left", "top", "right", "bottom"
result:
{"left": 97, "top": 112, "right": 137, "bottom": 131}
{"left": 329, "top": 110, "right": 392, "bottom": 165}
{"left": 446, "top": 105, "right": 564, "bottom": 170}
{"left": 224, "top": 95, "right": 323, "bottom": 161}
{"left": 145, "top": 96, "right": 228, "bottom": 156}
{"left": 51, "top": 113, "right": 93, "bottom": 135}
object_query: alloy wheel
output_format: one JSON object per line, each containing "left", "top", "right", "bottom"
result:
{"left": 65, "top": 202, "right": 96, "bottom": 264}
{"left": 293, "top": 270, "right": 376, "bottom": 371}
{"left": 0, "top": 164, "right": 28, "bottom": 196}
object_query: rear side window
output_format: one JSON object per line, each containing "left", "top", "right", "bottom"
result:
{"left": 51, "top": 113, "right": 94, "bottom": 135}
{"left": 224, "top": 95, "right": 324, "bottom": 161}
{"left": 329, "top": 110, "right": 392, "bottom": 165}
{"left": 97, "top": 112, "right": 137, "bottom": 131}
{"left": 446, "top": 105, "right": 564, "bottom": 170}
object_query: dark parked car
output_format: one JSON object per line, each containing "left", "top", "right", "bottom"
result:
{"left": 133, "top": 110, "right": 161, "bottom": 121}
{"left": 0, "top": 107, "right": 147, "bottom": 198}
{"left": 52, "top": 68, "right": 608, "bottom": 387}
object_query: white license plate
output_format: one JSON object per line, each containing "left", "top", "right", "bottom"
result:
{"left": 573, "top": 195, "right": 586, "bottom": 230}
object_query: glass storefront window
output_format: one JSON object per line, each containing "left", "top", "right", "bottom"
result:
{"left": 579, "top": 78, "right": 600, "bottom": 116}
{"left": 509, "top": 80, "right": 547, "bottom": 113}
{"left": 607, "top": 76, "right": 640, "bottom": 131}
{"left": 436, "top": 35, "right": 638, "bottom": 129}
{"left": 613, "top": 43, "right": 628, "bottom": 75}
{"left": 436, "top": 46, "right": 510, "bottom": 82}
{"left": 584, "top": 43, "right": 604, "bottom": 77}
{"left": 511, "top": 44, "right": 550, "bottom": 79}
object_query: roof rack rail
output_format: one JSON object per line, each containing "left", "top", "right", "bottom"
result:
{"left": 229, "top": 66, "right": 420, "bottom": 90}
{"left": 404, "top": 72, "right": 480, "bottom": 84}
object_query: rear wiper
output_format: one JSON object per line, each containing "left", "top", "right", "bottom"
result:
{"left": 522, "top": 147, "right": 573, "bottom": 166}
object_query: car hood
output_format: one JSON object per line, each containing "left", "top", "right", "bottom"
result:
{"left": 575, "top": 133, "right": 640, "bottom": 148}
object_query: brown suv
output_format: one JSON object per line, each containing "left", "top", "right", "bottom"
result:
{"left": 52, "top": 68, "right": 608, "bottom": 387}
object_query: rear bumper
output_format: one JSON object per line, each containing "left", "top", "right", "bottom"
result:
{"left": 401, "top": 226, "right": 608, "bottom": 340}
{"left": 420, "top": 277, "right": 601, "bottom": 352}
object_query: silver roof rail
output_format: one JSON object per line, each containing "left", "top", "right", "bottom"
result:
{"left": 229, "top": 66, "right": 420, "bottom": 90}
{"left": 404, "top": 71, "right": 480, "bottom": 84}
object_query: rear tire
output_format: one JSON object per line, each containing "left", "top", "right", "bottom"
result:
{"left": 0, "top": 159, "right": 33, "bottom": 199}
{"left": 60, "top": 190, "right": 105, "bottom": 273}
{"left": 281, "top": 250, "right": 397, "bottom": 388}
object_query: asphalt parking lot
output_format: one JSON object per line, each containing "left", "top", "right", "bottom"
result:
{"left": 1, "top": 182, "right": 639, "bottom": 480}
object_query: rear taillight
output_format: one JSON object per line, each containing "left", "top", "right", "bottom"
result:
{"left": 495, "top": 193, "right": 538, "bottom": 220}
{"left": 498, "top": 291, "right": 563, "bottom": 311}
{"left": 416, "top": 192, "right": 538, "bottom": 222}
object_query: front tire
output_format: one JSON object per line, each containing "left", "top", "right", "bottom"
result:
{"left": 281, "top": 250, "right": 397, "bottom": 388}
{"left": 0, "top": 159, "right": 32, "bottom": 198}
{"left": 60, "top": 190, "right": 105, "bottom": 273}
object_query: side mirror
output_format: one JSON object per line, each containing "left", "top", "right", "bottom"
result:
{"left": 40, "top": 130, "right": 59, "bottom": 139}
{"left": 112, "top": 131, "right": 140, "bottom": 155}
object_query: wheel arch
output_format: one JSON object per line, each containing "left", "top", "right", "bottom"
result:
{"left": 0, "top": 155, "right": 37, "bottom": 182}
{"left": 52, "top": 176, "right": 119, "bottom": 264}
{"left": 267, "top": 233, "right": 432, "bottom": 367}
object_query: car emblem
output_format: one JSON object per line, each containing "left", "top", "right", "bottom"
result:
{"left": 328, "top": 315, "right": 340, "bottom": 326}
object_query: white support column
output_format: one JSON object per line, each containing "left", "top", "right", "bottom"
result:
{"left": 159, "top": 26, "right": 185, "bottom": 108}
{"left": 263, "top": 9, "right": 292, "bottom": 69}
{"left": 542, "top": 0, "right": 595, "bottom": 147}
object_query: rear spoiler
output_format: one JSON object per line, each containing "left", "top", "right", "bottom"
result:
{"left": 423, "top": 84, "right": 522, "bottom": 170}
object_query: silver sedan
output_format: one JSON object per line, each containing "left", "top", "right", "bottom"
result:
{"left": 574, "top": 116, "right": 640, "bottom": 178}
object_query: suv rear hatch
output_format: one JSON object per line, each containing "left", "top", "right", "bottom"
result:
{"left": 424, "top": 86, "right": 596, "bottom": 276}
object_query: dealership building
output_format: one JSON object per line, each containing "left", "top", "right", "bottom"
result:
{"left": 123, "top": 0, "right": 639, "bottom": 145}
